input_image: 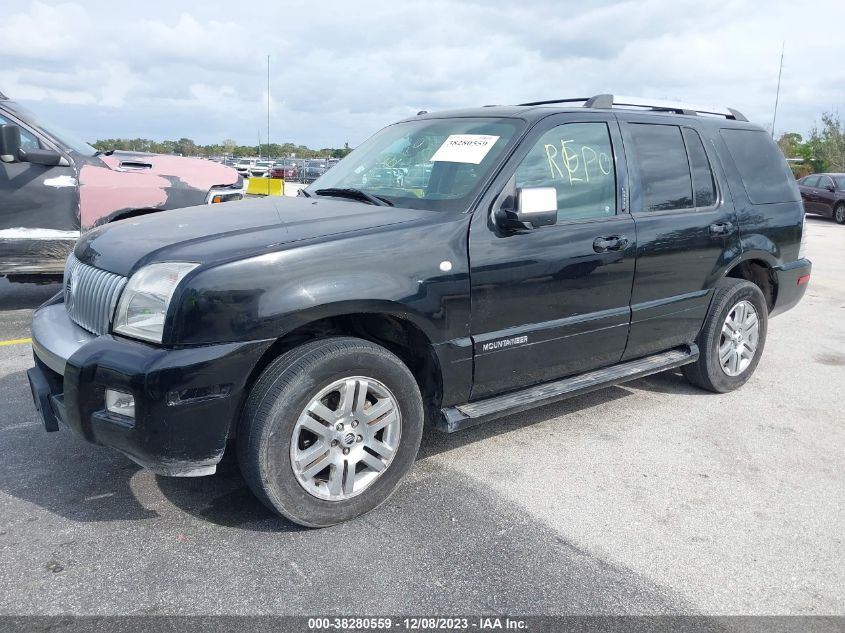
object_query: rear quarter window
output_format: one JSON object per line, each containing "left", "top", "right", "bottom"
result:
{"left": 720, "top": 128, "right": 799, "bottom": 204}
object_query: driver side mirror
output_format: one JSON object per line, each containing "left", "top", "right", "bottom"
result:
{"left": 0, "top": 124, "right": 65, "bottom": 166}
{"left": 495, "top": 186, "right": 558, "bottom": 230}
{"left": 19, "top": 147, "right": 65, "bottom": 167}
{"left": 825, "top": 183, "right": 835, "bottom": 192}
{"left": 0, "top": 124, "right": 22, "bottom": 163}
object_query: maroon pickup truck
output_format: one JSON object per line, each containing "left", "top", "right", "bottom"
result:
{"left": 0, "top": 91, "right": 244, "bottom": 279}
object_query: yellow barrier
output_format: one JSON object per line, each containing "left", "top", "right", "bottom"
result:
{"left": 245, "top": 178, "right": 284, "bottom": 196}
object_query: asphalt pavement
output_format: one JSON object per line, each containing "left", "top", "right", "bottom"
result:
{"left": 0, "top": 217, "right": 842, "bottom": 615}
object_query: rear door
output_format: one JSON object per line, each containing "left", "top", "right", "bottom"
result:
{"left": 815, "top": 175, "right": 836, "bottom": 216}
{"left": 469, "top": 113, "right": 636, "bottom": 398}
{"left": 619, "top": 119, "right": 738, "bottom": 360}
{"left": 798, "top": 176, "right": 819, "bottom": 213}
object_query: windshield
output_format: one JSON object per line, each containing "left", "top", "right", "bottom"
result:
{"left": 10, "top": 102, "right": 98, "bottom": 157}
{"left": 307, "top": 117, "right": 521, "bottom": 211}
{"left": 834, "top": 176, "right": 845, "bottom": 189}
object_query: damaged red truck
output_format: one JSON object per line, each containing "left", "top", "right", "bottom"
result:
{"left": 0, "top": 91, "right": 244, "bottom": 281}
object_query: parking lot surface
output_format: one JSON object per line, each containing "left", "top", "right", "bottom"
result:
{"left": 0, "top": 217, "right": 842, "bottom": 615}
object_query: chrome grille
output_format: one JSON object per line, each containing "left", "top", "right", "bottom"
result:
{"left": 64, "top": 254, "right": 128, "bottom": 336}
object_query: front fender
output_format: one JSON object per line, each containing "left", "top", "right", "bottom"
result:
{"left": 168, "top": 219, "right": 471, "bottom": 348}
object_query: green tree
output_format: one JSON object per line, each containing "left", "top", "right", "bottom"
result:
{"left": 812, "top": 112, "right": 845, "bottom": 172}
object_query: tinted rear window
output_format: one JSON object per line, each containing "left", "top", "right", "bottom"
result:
{"left": 683, "top": 128, "right": 716, "bottom": 207}
{"left": 720, "top": 129, "right": 799, "bottom": 204}
{"left": 629, "top": 124, "right": 693, "bottom": 212}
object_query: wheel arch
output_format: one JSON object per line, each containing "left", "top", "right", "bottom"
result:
{"left": 233, "top": 307, "right": 444, "bottom": 436}
{"left": 723, "top": 253, "right": 778, "bottom": 312}
{"left": 107, "top": 207, "right": 162, "bottom": 223}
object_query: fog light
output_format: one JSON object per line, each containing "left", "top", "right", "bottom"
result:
{"left": 105, "top": 389, "right": 135, "bottom": 419}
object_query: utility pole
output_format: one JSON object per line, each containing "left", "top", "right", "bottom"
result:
{"left": 267, "top": 54, "right": 271, "bottom": 162}
{"left": 771, "top": 42, "right": 784, "bottom": 138}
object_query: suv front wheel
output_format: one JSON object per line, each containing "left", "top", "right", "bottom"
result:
{"left": 683, "top": 278, "right": 769, "bottom": 393}
{"left": 238, "top": 337, "right": 424, "bottom": 527}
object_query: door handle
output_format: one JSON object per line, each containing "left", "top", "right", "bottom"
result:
{"left": 709, "top": 222, "right": 734, "bottom": 236}
{"left": 593, "top": 235, "right": 629, "bottom": 253}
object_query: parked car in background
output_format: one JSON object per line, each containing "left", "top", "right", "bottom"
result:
{"left": 269, "top": 159, "right": 300, "bottom": 180}
{"left": 235, "top": 158, "right": 257, "bottom": 177}
{"left": 797, "top": 173, "right": 845, "bottom": 224}
{"left": 249, "top": 160, "right": 273, "bottom": 178}
{"left": 28, "top": 94, "right": 810, "bottom": 527}
{"left": 303, "top": 159, "right": 328, "bottom": 183}
{"left": 0, "top": 91, "right": 243, "bottom": 279}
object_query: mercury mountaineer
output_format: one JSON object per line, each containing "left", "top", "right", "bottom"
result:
{"left": 27, "top": 94, "right": 811, "bottom": 527}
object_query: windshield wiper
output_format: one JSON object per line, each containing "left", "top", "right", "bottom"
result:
{"left": 314, "top": 187, "right": 393, "bottom": 207}
{"left": 297, "top": 187, "right": 312, "bottom": 198}
{"left": 93, "top": 149, "right": 115, "bottom": 157}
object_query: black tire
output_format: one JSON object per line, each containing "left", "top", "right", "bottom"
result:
{"left": 238, "top": 337, "right": 424, "bottom": 527}
{"left": 834, "top": 202, "right": 845, "bottom": 225}
{"left": 682, "top": 278, "right": 768, "bottom": 393}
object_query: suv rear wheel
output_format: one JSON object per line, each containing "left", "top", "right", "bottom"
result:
{"left": 238, "top": 337, "right": 424, "bottom": 527}
{"left": 683, "top": 278, "right": 768, "bottom": 393}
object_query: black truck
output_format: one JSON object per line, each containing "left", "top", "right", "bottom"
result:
{"left": 0, "top": 91, "right": 243, "bottom": 280}
{"left": 27, "top": 94, "right": 811, "bottom": 527}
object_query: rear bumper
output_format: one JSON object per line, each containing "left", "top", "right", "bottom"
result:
{"left": 771, "top": 258, "right": 812, "bottom": 317}
{"left": 29, "top": 302, "right": 273, "bottom": 476}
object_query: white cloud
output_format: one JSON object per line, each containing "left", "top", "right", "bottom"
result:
{"left": 0, "top": 1, "right": 89, "bottom": 61}
{"left": 0, "top": 0, "right": 843, "bottom": 146}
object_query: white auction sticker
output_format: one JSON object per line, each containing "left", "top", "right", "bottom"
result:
{"left": 430, "top": 134, "right": 500, "bottom": 165}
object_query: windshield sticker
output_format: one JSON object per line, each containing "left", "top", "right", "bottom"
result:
{"left": 430, "top": 134, "right": 500, "bottom": 164}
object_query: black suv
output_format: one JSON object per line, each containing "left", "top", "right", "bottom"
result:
{"left": 27, "top": 94, "right": 811, "bottom": 527}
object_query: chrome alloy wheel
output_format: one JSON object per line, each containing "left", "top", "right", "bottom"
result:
{"left": 719, "top": 299, "right": 760, "bottom": 377}
{"left": 290, "top": 376, "right": 402, "bottom": 501}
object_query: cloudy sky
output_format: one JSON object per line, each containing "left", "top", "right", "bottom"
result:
{"left": 1, "top": 0, "right": 843, "bottom": 149}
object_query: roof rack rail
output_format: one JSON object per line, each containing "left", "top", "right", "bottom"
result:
{"left": 518, "top": 93, "right": 747, "bottom": 122}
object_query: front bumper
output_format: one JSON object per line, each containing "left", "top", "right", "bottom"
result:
{"left": 28, "top": 302, "right": 273, "bottom": 476}
{"left": 771, "top": 258, "right": 812, "bottom": 317}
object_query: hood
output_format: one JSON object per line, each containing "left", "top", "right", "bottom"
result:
{"left": 98, "top": 152, "right": 239, "bottom": 188}
{"left": 75, "top": 195, "right": 432, "bottom": 277}
{"left": 76, "top": 152, "right": 241, "bottom": 230}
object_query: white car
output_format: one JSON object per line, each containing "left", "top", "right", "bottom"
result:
{"left": 235, "top": 158, "right": 257, "bottom": 177}
{"left": 249, "top": 160, "right": 273, "bottom": 178}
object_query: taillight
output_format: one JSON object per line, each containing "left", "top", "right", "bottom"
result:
{"left": 798, "top": 213, "right": 808, "bottom": 259}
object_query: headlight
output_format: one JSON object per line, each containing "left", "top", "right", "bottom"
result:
{"left": 113, "top": 262, "right": 198, "bottom": 343}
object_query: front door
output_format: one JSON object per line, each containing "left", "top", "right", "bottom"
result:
{"left": 618, "top": 119, "right": 740, "bottom": 360}
{"left": 469, "top": 114, "right": 636, "bottom": 399}
{"left": 0, "top": 112, "right": 78, "bottom": 275}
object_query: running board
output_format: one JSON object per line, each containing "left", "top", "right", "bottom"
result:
{"left": 436, "top": 345, "right": 698, "bottom": 433}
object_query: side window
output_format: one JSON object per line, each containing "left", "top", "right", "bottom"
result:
{"left": 629, "top": 124, "right": 692, "bottom": 212}
{"left": 683, "top": 128, "right": 716, "bottom": 207}
{"left": 0, "top": 114, "right": 41, "bottom": 151}
{"left": 818, "top": 176, "right": 833, "bottom": 190}
{"left": 802, "top": 176, "right": 820, "bottom": 187}
{"left": 515, "top": 122, "right": 616, "bottom": 222}
{"left": 720, "top": 128, "right": 800, "bottom": 204}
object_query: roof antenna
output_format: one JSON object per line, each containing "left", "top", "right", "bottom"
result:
{"left": 771, "top": 42, "right": 784, "bottom": 138}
